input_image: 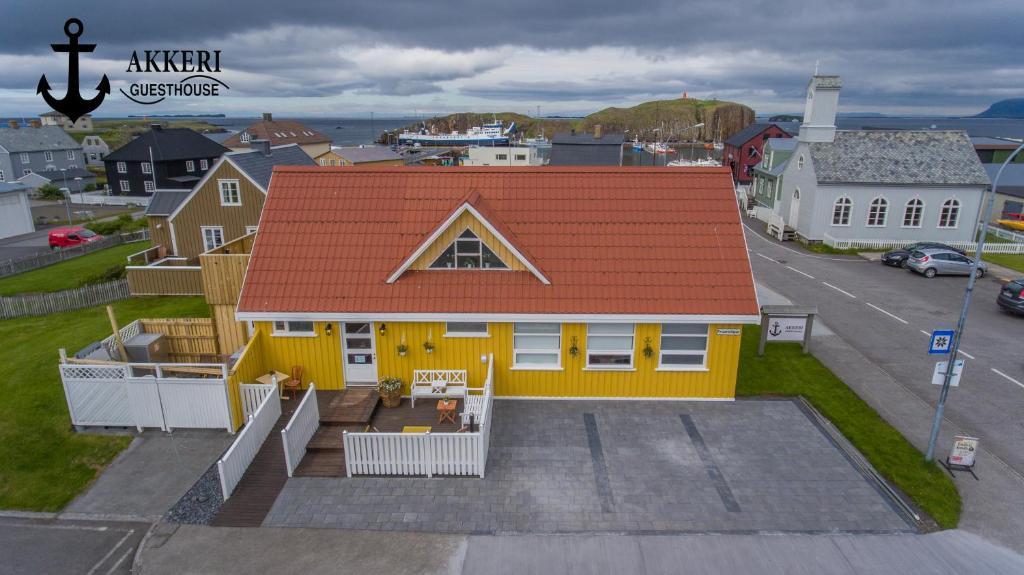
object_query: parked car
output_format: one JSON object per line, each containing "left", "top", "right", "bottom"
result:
{"left": 906, "top": 248, "right": 987, "bottom": 278}
{"left": 48, "top": 226, "right": 102, "bottom": 249}
{"left": 997, "top": 279, "right": 1024, "bottom": 315}
{"left": 881, "top": 243, "right": 966, "bottom": 267}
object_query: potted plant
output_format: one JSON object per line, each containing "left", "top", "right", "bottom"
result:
{"left": 642, "top": 337, "right": 654, "bottom": 359}
{"left": 569, "top": 335, "right": 579, "bottom": 357}
{"left": 378, "top": 377, "right": 403, "bottom": 408}
{"left": 396, "top": 343, "right": 408, "bottom": 357}
{"left": 423, "top": 340, "right": 435, "bottom": 354}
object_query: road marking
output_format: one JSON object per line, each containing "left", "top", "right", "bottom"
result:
{"left": 755, "top": 253, "right": 780, "bottom": 263}
{"left": 992, "top": 368, "right": 1024, "bottom": 390}
{"left": 742, "top": 223, "right": 870, "bottom": 261}
{"left": 822, "top": 282, "right": 857, "bottom": 298}
{"left": 920, "top": 330, "right": 930, "bottom": 336}
{"left": 0, "top": 521, "right": 111, "bottom": 532}
{"left": 958, "top": 349, "right": 976, "bottom": 360}
{"left": 785, "top": 265, "right": 815, "bottom": 279}
{"left": 86, "top": 529, "right": 135, "bottom": 575}
{"left": 104, "top": 547, "right": 134, "bottom": 575}
{"left": 865, "top": 302, "right": 909, "bottom": 324}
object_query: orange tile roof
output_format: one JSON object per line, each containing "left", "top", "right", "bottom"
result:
{"left": 237, "top": 166, "right": 759, "bottom": 319}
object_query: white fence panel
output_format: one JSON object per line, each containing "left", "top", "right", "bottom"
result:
{"left": 218, "top": 390, "right": 281, "bottom": 499}
{"left": 823, "top": 233, "right": 1024, "bottom": 254}
{"left": 240, "top": 383, "right": 276, "bottom": 421}
{"left": 159, "top": 378, "right": 233, "bottom": 431}
{"left": 992, "top": 227, "right": 1024, "bottom": 243}
{"left": 60, "top": 364, "right": 132, "bottom": 427}
{"left": 126, "top": 377, "right": 166, "bottom": 430}
{"left": 282, "top": 384, "right": 320, "bottom": 477}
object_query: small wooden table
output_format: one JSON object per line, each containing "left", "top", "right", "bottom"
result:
{"left": 436, "top": 399, "right": 458, "bottom": 425}
{"left": 256, "top": 371, "right": 292, "bottom": 400}
{"left": 403, "top": 426, "right": 432, "bottom": 433}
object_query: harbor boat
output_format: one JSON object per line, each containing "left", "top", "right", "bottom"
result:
{"left": 399, "top": 120, "right": 515, "bottom": 146}
{"left": 998, "top": 213, "right": 1024, "bottom": 231}
{"left": 667, "top": 156, "right": 721, "bottom": 167}
{"left": 632, "top": 136, "right": 644, "bottom": 152}
{"left": 645, "top": 141, "right": 675, "bottom": 154}
{"left": 523, "top": 133, "right": 552, "bottom": 148}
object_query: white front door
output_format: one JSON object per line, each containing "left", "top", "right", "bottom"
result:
{"left": 342, "top": 322, "right": 377, "bottom": 385}
{"left": 788, "top": 188, "right": 801, "bottom": 230}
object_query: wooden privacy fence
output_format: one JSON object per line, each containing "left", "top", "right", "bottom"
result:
{"left": 100, "top": 318, "right": 219, "bottom": 362}
{"left": 218, "top": 387, "right": 281, "bottom": 499}
{"left": 282, "top": 384, "right": 320, "bottom": 477}
{"left": 58, "top": 361, "right": 233, "bottom": 432}
{"left": 0, "top": 229, "right": 148, "bottom": 279}
{"left": 343, "top": 354, "right": 495, "bottom": 478}
{"left": 126, "top": 265, "right": 203, "bottom": 296}
{"left": 0, "top": 279, "right": 130, "bottom": 319}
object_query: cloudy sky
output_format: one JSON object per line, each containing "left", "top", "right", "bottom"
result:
{"left": 1, "top": 0, "right": 1021, "bottom": 118}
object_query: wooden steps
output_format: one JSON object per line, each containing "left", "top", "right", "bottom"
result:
{"left": 318, "top": 389, "right": 380, "bottom": 425}
{"left": 294, "top": 450, "right": 346, "bottom": 477}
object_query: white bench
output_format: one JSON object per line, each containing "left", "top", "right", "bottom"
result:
{"left": 410, "top": 369, "right": 468, "bottom": 408}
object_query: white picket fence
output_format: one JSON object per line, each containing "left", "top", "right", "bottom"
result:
{"left": 823, "top": 233, "right": 1024, "bottom": 254}
{"left": 218, "top": 388, "right": 282, "bottom": 499}
{"left": 282, "top": 384, "right": 320, "bottom": 477}
{"left": 991, "top": 227, "right": 1024, "bottom": 244}
{"left": 240, "top": 383, "right": 277, "bottom": 421}
{"left": 0, "top": 279, "right": 131, "bottom": 319}
{"left": 75, "top": 190, "right": 151, "bottom": 207}
{"left": 343, "top": 354, "right": 495, "bottom": 478}
{"left": 59, "top": 362, "right": 233, "bottom": 432}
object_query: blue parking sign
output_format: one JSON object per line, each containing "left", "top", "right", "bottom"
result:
{"left": 929, "top": 330, "right": 956, "bottom": 354}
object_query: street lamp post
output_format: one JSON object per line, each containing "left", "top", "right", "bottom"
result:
{"left": 924, "top": 142, "right": 1024, "bottom": 462}
{"left": 60, "top": 168, "right": 72, "bottom": 225}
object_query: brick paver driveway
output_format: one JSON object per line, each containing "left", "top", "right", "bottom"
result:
{"left": 264, "top": 399, "right": 913, "bottom": 534}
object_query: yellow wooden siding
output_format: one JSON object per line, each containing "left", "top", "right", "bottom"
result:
{"left": 226, "top": 332, "right": 268, "bottom": 429}
{"left": 199, "top": 254, "right": 249, "bottom": 305}
{"left": 256, "top": 321, "right": 742, "bottom": 398}
{"left": 408, "top": 211, "right": 527, "bottom": 271}
{"left": 147, "top": 216, "right": 173, "bottom": 252}
{"left": 169, "top": 162, "right": 265, "bottom": 259}
{"left": 212, "top": 304, "right": 248, "bottom": 355}
{"left": 252, "top": 322, "right": 345, "bottom": 390}
{"left": 126, "top": 266, "right": 203, "bottom": 295}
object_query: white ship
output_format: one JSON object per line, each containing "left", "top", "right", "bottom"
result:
{"left": 399, "top": 120, "right": 515, "bottom": 146}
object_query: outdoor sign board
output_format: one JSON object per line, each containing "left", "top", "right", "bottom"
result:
{"left": 949, "top": 436, "right": 978, "bottom": 467}
{"left": 765, "top": 317, "right": 807, "bottom": 342}
{"left": 929, "top": 330, "right": 956, "bottom": 354}
{"left": 758, "top": 305, "right": 817, "bottom": 356}
{"left": 932, "top": 359, "right": 965, "bottom": 387}
{"left": 716, "top": 328, "right": 741, "bottom": 336}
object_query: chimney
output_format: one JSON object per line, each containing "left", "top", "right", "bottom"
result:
{"left": 262, "top": 112, "right": 273, "bottom": 122}
{"left": 7, "top": 120, "right": 18, "bottom": 129}
{"left": 798, "top": 75, "right": 841, "bottom": 143}
{"left": 29, "top": 119, "right": 41, "bottom": 128}
{"left": 593, "top": 124, "right": 603, "bottom": 139}
{"left": 250, "top": 139, "right": 271, "bottom": 156}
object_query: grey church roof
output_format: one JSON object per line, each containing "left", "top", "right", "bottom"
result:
{"left": 331, "top": 146, "right": 403, "bottom": 164}
{"left": 808, "top": 130, "right": 990, "bottom": 186}
{"left": 0, "top": 126, "right": 81, "bottom": 153}
{"left": 228, "top": 144, "right": 315, "bottom": 189}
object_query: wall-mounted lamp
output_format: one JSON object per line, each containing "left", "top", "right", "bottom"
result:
{"left": 379, "top": 323, "right": 387, "bottom": 336}
{"left": 325, "top": 323, "right": 333, "bottom": 337}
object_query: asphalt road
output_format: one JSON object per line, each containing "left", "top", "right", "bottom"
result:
{"left": 745, "top": 223, "right": 1024, "bottom": 475}
{"left": 0, "top": 517, "right": 147, "bottom": 575}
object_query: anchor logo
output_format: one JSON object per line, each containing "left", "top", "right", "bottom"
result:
{"left": 768, "top": 321, "right": 783, "bottom": 337}
{"left": 37, "top": 18, "right": 110, "bottom": 123}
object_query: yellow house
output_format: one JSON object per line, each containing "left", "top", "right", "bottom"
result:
{"left": 235, "top": 166, "right": 760, "bottom": 399}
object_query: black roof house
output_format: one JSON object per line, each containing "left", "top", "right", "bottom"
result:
{"left": 549, "top": 126, "right": 625, "bottom": 166}
{"left": 104, "top": 125, "right": 229, "bottom": 196}
{"left": 105, "top": 126, "right": 229, "bottom": 162}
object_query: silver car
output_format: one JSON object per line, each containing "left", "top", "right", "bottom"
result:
{"left": 907, "top": 248, "right": 987, "bottom": 279}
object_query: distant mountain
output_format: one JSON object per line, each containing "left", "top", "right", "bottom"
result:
{"left": 975, "top": 99, "right": 1024, "bottom": 119}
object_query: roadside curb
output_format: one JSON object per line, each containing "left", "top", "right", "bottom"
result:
{"left": 58, "top": 511, "right": 162, "bottom": 523}
{"left": 0, "top": 510, "right": 59, "bottom": 520}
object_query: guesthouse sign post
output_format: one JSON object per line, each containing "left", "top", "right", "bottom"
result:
{"left": 758, "top": 305, "right": 817, "bottom": 356}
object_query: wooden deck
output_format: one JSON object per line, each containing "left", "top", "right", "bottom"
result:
{"left": 211, "top": 390, "right": 306, "bottom": 527}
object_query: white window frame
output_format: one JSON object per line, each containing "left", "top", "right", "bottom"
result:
{"left": 272, "top": 320, "right": 316, "bottom": 337}
{"left": 511, "top": 323, "right": 561, "bottom": 370}
{"left": 514, "top": 154, "right": 527, "bottom": 161}
{"left": 444, "top": 322, "right": 489, "bottom": 338}
{"left": 200, "top": 159, "right": 209, "bottom": 170}
{"left": 44, "top": 151, "right": 53, "bottom": 162}
{"left": 20, "top": 153, "right": 30, "bottom": 164}
{"left": 938, "top": 198, "right": 960, "bottom": 229}
{"left": 201, "top": 226, "right": 224, "bottom": 251}
{"left": 240, "top": 132, "right": 250, "bottom": 143}
{"left": 67, "top": 150, "right": 75, "bottom": 161}
{"left": 657, "top": 324, "right": 709, "bottom": 371}
{"left": 186, "top": 160, "right": 195, "bottom": 172}
{"left": 866, "top": 196, "right": 888, "bottom": 227}
{"left": 831, "top": 197, "right": 852, "bottom": 226}
{"left": 585, "top": 323, "right": 635, "bottom": 370}
{"left": 116, "top": 161, "right": 127, "bottom": 174}
{"left": 245, "top": 225, "right": 258, "bottom": 235}
{"left": 144, "top": 180, "right": 155, "bottom": 192}
{"left": 218, "top": 179, "right": 241, "bottom": 206}
{"left": 902, "top": 198, "right": 924, "bottom": 228}
{"left": 141, "top": 162, "right": 152, "bottom": 174}
{"left": 797, "top": 155, "right": 805, "bottom": 170}
{"left": 119, "top": 180, "right": 130, "bottom": 192}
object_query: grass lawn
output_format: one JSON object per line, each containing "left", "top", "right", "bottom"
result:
{"left": 737, "top": 325, "right": 961, "bottom": 528}
{"left": 984, "top": 253, "right": 1024, "bottom": 274}
{"left": 0, "top": 241, "right": 150, "bottom": 296}
{"left": 0, "top": 296, "right": 209, "bottom": 511}
{"left": 803, "top": 242, "right": 870, "bottom": 256}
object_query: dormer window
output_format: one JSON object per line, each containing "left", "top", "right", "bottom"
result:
{"left": 240, "top": 132, "right": 250, "bottom": 143}
{"left": 429, "top": 229, "right": 508, "bottom": 269}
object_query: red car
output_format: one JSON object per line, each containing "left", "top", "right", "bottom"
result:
{"left": 48, "top": 226, "right": 102, "bottom": 249}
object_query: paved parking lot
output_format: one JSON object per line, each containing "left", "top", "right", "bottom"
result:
{"left": 264, "top": 399, "right": 912, "bottom": 534}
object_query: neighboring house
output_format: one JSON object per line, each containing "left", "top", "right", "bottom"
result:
{"left": 749, "top": 138, "right": 797, "bottom": 211}
{"left": 39, "top": 111, "right": 93, "bottom": 132}
{"left": 549, "top": 127, "right": 624, "bottom": 166}
{"left": 104, "top": 125, "right": 229, "bottom": 196}
{"left": 723, "top": 122, "right": 793, "bottom": 184}
{"left": 0, "top": 181, "right": 34, "bottom": 240}
{"left": 81, "top": 135, "right": 109, "bottom": 165}
{"left": 984, "top": 163, "right": 1024, "bottom": 221}
{"left": 401, "top": 147, "right": 463, "bottom": 166}
{"left": 144, "top": 141, "right": 316, "bottom": 261}
{"left": 767, "top": 75, "right": 990, "bottom": 243}
{"left": 315, "top": 145, "right": 403, "bottom": 166}
{"left": 462, "top": 146, "right": 544, "bottom": 166}
{"left": 234, "top": 166, "right": 759, "bottom": 398}
{"left": 18, "top": 167, "right": 96, "bottom": 193}
{"left": 0, "top": 124, "right": 84, "bottom": 185}
{"left": 222, "top": 113, "right": 331, "bottom": 158}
